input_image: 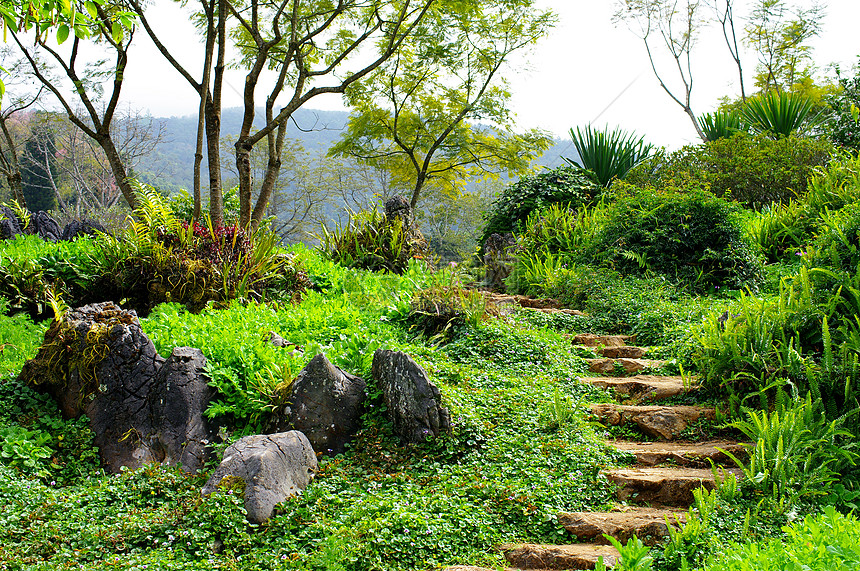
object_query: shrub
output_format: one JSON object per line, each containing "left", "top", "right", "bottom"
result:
{"left": 804, "top": 150, "right": 860, "bottom": 213}
{"left": 741, "top": 90, "right": 817, "bottom": 138}
{"left": 318, "top": 207, "right": 430, "bottom": 275}
{"left": 699, "top": 110, "right": 748, "bottom": 141}
{"left": 804, "top": 201, "right": 860, "bottom": 274}
{"left": 479, "top": 166, "right": 600, "bottom": 250}
{"left": 744, "top": 200, "right": 817, "bottom": 263}
{"left": 628, "top": 133, "right": 833, "bottom": 209}
{"left": 585, "top": 186, "right": 762, "bottom": 291}
{"left": 724, "top": 395, "right": 855, "bottom": 509}
{"left": 95, "top": 185, "right": 309, "bottom": 315}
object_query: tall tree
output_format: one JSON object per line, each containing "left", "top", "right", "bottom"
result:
{"left": 10, "top": 0, "right": 141, "bottom": 210}
{"left": 328, "top": 0, "right": 554, "bottom": 208}
{"left": 614, "top": 0, "right": 708, "bottom": 140}
{"left": 229, "top": 0, "right": 441, "bottom": 229}
{"left": 745, "top": 0, "right": 825, "bottom": 93}
{"left": 128, "top": 0, "right": 226, "bottom": 222}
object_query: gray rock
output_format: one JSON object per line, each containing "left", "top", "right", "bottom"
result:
{"left": 29, "top": 211, "right": 61, "bottom": 242}
{"left": 271, "top": 353, "right": 365, "bottom": 455}
{"left": 372, "top": 349, "right": 451, "bottom": 443}
{"left": 149, "top": 347, "right": 217, "bottom": 471}
{"left": 0, "top": 205, "right": 22, "bottom": 239}
{"left": 201, "top": 431, "right": 318, "bottom": 524}
{"left": 61, "top": 219, "right": 109, "bottom": 240}
{"left": 482, "top": 232, "right": 516, "bottom": 291}
{"left": 19, "top": 302, "right": 216, "bottom": 472}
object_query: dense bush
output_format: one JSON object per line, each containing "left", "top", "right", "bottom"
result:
{"left": 626, "top": 133, "right": 833, "bottom": 209}
{"left": 0, "top": 187, "right": 311, "bottom": 318}
{"left": 804, "top": 202, "right": 860, "bottom": 274}
{"left": 586, "top": 186, "right": 763, "bottom": 291}
{"left": 479, "top": 166, "right": 600, "bottom": 250}
{"left": 318, "top": 208, "right": 430, "bottom": 275}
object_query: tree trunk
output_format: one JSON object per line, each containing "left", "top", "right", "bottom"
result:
{"left": 98, "top": 134, "right": 137, "bottom": 211}
{"left": 204, "top": 97, "right": 223, "bottom": 224}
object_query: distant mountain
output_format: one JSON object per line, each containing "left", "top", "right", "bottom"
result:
{"left": 134, "top": 107, "right": 577, "bottom": 193}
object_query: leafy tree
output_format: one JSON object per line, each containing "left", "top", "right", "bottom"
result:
{"left": 745, "top": 0, "right": 825, "bottom": 93}
{"left": 329, "top": 0, "right": 554, "bottom": 209}
{"left": 9, "top": 0, "right": 140, "bottom": 210}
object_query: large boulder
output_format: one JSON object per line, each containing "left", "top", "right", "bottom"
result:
{"left": 201, "top": 431, "right": 318, "bottom": 524}
{"left": 482, "top": 232, "right": 516, "bottom": 291}
{"left": 19, "top": 302, "right": 217, "bottom": 472}
{"left": 270, "top": 353, "right": 365, "bottom": 455}
{"left": 29, "top": 211, "right": 61, "bottom": 242}
{"left": 0, "top": 205, "right": 23, "bottom": 239}
{"left": 371, "top": 349, "right": 451, "bottom": 443}
{"left": 61, "top": 219, "right": 109, "bottom": 241}
{"left": 149, "top": 347, "right": 216, "bottom": 470}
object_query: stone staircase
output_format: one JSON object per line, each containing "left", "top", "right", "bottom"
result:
{"left": 446, "top": 334, "right": 743, "bottom": 571}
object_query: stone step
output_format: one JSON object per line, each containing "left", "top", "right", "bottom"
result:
{"left": 581, "top": 375, "right": 696, "bottom": 404}
{"left": 611, "top": 440, "right": 747, "bottom": 467}
{"left": 558, "top": 507, "right": 686, "bottom": 546}
{"left": 500, "top": 543, "right": 618, "bottom": 570}
{"left": 605, "top": 466, "right": 740, "bottom": 507}
{"left": 574, "top": 333, "right": 634, "bottom": 348}
{"left": 596, "top": 346, "right": 647, "bottom": 359}
{"left": 586, "top": 358, "right": 668, "bottom": 375}
{"left": 590, "top": 404, "right": 716, "bottom": 440}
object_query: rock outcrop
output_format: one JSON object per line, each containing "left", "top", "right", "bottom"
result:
{"left": 19, "top": 302, "right": 217, "bottom": 472}
{"left": 201, "top": 431, "right": 318, "bottom": 524}
{"left": 270, "top": 353, "right": 366, "bottom": 455}
{"left": 372, "top": 349, "right": 450, "bottom": 443}
{"left": 482, "top": 232, "right": 516, "bottom": 291}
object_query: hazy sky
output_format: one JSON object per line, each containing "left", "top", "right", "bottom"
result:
{"left": 119, "top": 0, "right": 859, "bottom": 153}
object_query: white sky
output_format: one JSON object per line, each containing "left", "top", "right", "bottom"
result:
{"left": 119, "top": 0, "right": 860, "bottom": 151}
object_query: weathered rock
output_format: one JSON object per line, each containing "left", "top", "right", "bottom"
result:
{"left": 574, "top": 333, "right": 633, "bottom": 348}
{"left": 29, "top": 211, "right": 61, "bottom": 241}
{"left": 598, "top": 346, "right": 646, "bottom": 359}
{"left": 270, "top": 353, "right": 366, "bottom": 455}
{"left": 372, "top": 349, "right": 451, "bottom": 443}
{"left": 201, "top": 431, "right": 318, "bottom": 524}
{"left": 500, "top": 543, "right": 618, "bottom": 570}
{"left": 611, "top": 440, "right": 747, "bottom": 468}
{"left": 384, "top": 195, "right": 414, "bottom": 230}
{"left": 580, "top": 375, "right": 696, "bottom": 404}
{"left": 586, "top": 358, "right": 668, "bottom": 375}
{"left": 19, "top": 302, "right": 216, "bottom": 472}
{"left": 558, "top": 507, "right": 686, "bottom": 546}
{"left": 482, "top": 232, "right": 516, "bottom": 291}
{"left": 0, "top": 205, "right": 22, "bottom": 239}
{"left": 149, "top": 347, "right": 217, "bottom": 470}
{"left": 591, "top": 404, "right": 716, "bottom": 440}
{"left": 605, "top": 467, "right": 740, "bottom": 507}
{"left": 61, "top": 219, "right": 109, "bottom": 240}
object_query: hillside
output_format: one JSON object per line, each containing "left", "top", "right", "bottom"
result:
{"left": 135, "top": 107, "right": 574, "bottom": 193}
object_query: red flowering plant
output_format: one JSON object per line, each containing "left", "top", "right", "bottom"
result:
{"left": 95, "top": 184, "right": 309, "bottom": 316}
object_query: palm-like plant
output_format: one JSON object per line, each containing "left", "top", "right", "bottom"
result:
{"left": 564, "top": 125, "right": 654, "bottom": 188}
{"left": 698, "top": 110, "right": 749, "bottom": 141}
{"left": 741, "top": 91, "right": 816, "bottom": 138}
